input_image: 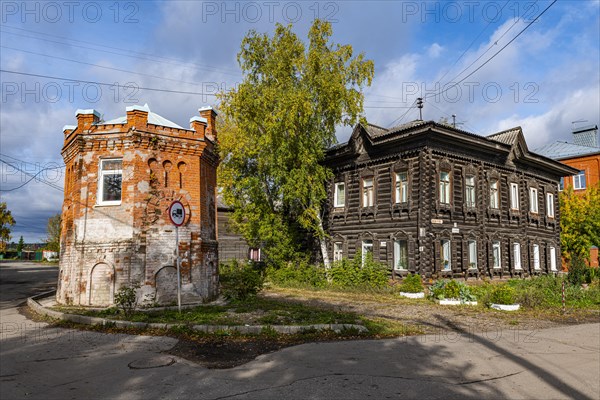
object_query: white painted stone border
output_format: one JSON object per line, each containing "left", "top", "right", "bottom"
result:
{"left": 438, "top": 299, "right": 478, "bottom": 306}
{"left": 27, "top": 291, "right": 368, "bottom": 334}
{"left": 399, "top": 292, "right": 425, "bottom": 299}
{"left": 490, "top": 303, "right": 520, "bottom": 311}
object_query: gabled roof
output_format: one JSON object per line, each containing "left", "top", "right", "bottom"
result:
{"left": 487, "top": 127, "right": 521, "bottom": 146}
{"left": 99, "top": 104, "right": 184, "bottom": 129}
{"left": 534, "top": 141, "right": 600, "bottom": 160}
{"left": 326, "top": 120, "right": 579, "bottom": 177}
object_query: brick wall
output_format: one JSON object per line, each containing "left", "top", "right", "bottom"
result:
{"left": 57, "top": 107, "right": 219, "bottom": 306}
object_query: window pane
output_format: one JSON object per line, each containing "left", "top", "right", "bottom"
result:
{"left": 394, "top": 240, "right": 408, "bottom": 270}
{"left": 102, "top": 159, "right": 122, "bottom": 171}
{"left": 441, "top": 240, "right": 451, "bottom": 270}
{"left": 533, "top": 244, "right": 540, "bottom": 269}
{"left": 550, "top": 247, "right": 557, "bottom": 271}
{"left": 102, "top": 173, "right": 122, "bottom": 202}
{"left": 335, "top": 183, "right": 345, "bottom": 207}
{"left": 493, "top": 242, "right": 501, "bottom": 268}
{"left": 468, "top": 241, "right": 477, "bottom": 268}
{"left": 514, "top": 243, "right": 521, "bottom": 269}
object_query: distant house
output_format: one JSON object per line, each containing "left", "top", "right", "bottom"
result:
{"left": 217, "top": 195, "right": 263, "bottom": 263}
{"left": 57, "top": 105, "right": 220, "bottom": 306}
{"left": 535, "top": 124, "right": 600, "bottom": 267}
{"left": 323, "top": 120, "right": 578, "bottom": 279}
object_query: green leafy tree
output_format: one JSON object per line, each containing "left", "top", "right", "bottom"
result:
{"left": 0, "top": 202, "right": 15, "bottom": 252}
{"left": 16, "top": 236, "right": 24, "bottom": 252}
{"left": 560, "top": 183, "right": 600, "bottom": 263}
{"left": 46, "top": 213, "right": 62, "bottom": 252}
{"left": 218, "top": 19, "right": 374, "bottom": 268}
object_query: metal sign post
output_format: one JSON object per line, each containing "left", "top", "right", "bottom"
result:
{"left": 168, "top": 201, "right": 185, "bottom": 313}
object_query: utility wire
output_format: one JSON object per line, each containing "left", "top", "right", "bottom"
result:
{"left": 0, "top": 159, "right": 64, "bottom": 192}
{"left": 0, "top": 69, "right": 218, "bottom": 96}
{"left": 1, "top": 46, "right": 213, "bottom": 87}
{"left": 435, "top": 0, "right": 512, "bottom": 85}
{"left": 424, "top": 0, "right": 556, "bottom": 100}
{"left": 0, "top": 28, "right": 242, "bottom": 77}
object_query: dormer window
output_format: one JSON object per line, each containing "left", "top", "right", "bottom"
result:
{"left": 334, "top": 182, "right": 345, "bottom": 208}
{"left": 98, "top": 159, "right": 122, "bottom": 205}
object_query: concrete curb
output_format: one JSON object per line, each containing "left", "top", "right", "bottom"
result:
{"left": 27, "top": 291, "right": 368, "bottom": 335}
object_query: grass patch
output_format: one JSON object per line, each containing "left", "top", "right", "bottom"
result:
{"left": 57, "top": 296, "right": 359, "bottom": 326}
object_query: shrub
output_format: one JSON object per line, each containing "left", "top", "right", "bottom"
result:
{"left": 114, "top": 285, "right": 138, "bottom": 318}
{"left": 267, "top": 260, "right": 327, "bottom": 288}
{"left": 567, "top": 254, "right": 588, "bottom": 286}
{"left": 429, "top": 279, "right": 476, "bottom": 302}
{"left": 328, "top": 252, "right": 388, "bottom": 289}
{"left": 399, "top": 274, "right": 424, "bottom": 293}
{"left": 489, "top": 285, "right": 516, "bottom": 305}
{"left": 219, "top": 259, "right": 264, "bottom": 301}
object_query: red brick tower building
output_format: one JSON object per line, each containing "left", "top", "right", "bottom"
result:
{"left": 57, "top": 104, "right": 219, "bottom": 306}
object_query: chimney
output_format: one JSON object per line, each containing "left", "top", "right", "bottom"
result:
{"left": 63, "top": 125, "right": 76, "bottom": 138}
{"left": 190, "top": 116, "right": 208, "bottom": 140}
{"left": 572, "top": 124, "right": 599, "bottom": 148}
{"left": 198, "top": 106, "right": 218, "bottom": 142}
{"left": 75, "top": 109, "right": 100, "bottom": 131}
{"left": 126, "top": 104, "right": 150, "bottom": 129}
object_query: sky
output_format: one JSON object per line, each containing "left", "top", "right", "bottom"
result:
{"left": 0, "top": 0, "right": 599, "bottom": 242}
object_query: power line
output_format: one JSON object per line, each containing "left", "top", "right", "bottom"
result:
{"left": 435, "top": 0, "right": 512, "bottom": 86}
{"left": 0, "top": 69, "right": 218, "bottom": 97}
{"left": 1, "top": 46, "right": 213, "bottom": 87}
{"left": 424, "top": 0, "right": 556, "bottom": 101}
{"left": 0, "top": 27, "right": 242, "bottom": 77}
{"left": 0, "top": 159, "right": 64, "bottom": 192}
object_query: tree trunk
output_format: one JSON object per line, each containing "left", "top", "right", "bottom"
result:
{"left": 317, "top": 214, "right": 331, "bottom": 270}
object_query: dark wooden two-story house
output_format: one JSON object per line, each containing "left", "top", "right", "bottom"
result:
{"left": 323, "top": 120, "right": 578, "bottom": 278}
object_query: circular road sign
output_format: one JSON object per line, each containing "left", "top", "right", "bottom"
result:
{"left": 168, "top": 200, "right": 186, "bottom": 226}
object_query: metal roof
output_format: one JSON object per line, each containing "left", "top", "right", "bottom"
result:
{"left": 98, "top": 104, "right": 185, "bottom": 129}
{"left": 533, "top": 141, "right": 600, "bottom": 160}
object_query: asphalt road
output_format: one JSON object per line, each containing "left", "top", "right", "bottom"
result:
{"left": 0, "top": 261, "right": 58, "bottom": 309}
{"left": 1, "top": 261, "right": 599, "bottom": 399}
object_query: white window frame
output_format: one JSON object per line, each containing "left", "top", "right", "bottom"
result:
{"left": 533, "top": 244, "right": 540, "bottom": 270}
{"left": 513, "top": 243, "right": 522, "bottom": 270}
{"left": 361, "top": 240, "right": 373, "bottom": 266}
{"left": 465, "top": 176, "right": 476, "bottom": 208}
{"left": 490, "top": 180, "right": 499, "bottom": 209}
{"left": 573, "top": 170, "right": 586, "bottom": 190}
{"left": 529, "top": 188, "right": 539, "bottom": 213}
{"left": 97, "top": 158, "right": 123, "bottom": 206}
{"left": 440, "top": 239, "right": 451, "bottom": 270}
{"left": 439, "top": 171, "right": 451, "bottom": 204}
{"left": 333, "top": 242, "right": 343, "bottom": 262}
{"left": 550, "top": 247, "right": 557, "bottom": 271}
{"left": 362, "top": 178, "right": 374, "bottom": 207}
{"left": 395, "top": 172, "right": 408, "bottom": 203}
{"left": 334, "top": 182, "right": 345, "bottom": 208}
{"left": 492, "top": 241, "right": 501, "bottom": 269}
{"left": 249, "top": 248, "right": 261, "bottom": 262}
{"left": 546, "top": 192, "right": 555, "bottom": 218}
{"left": 468, "top": 240, "right": 477, "bottom": 269}
{"left": 510, "top": 183, "right": 519, "bottom": 210}
{"left": 394, "top": 239, "right": 408, "bottom": 270}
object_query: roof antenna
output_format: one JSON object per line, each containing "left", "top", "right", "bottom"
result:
{"left": 417, "top": 98, "right": 423, "bottom": 120}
